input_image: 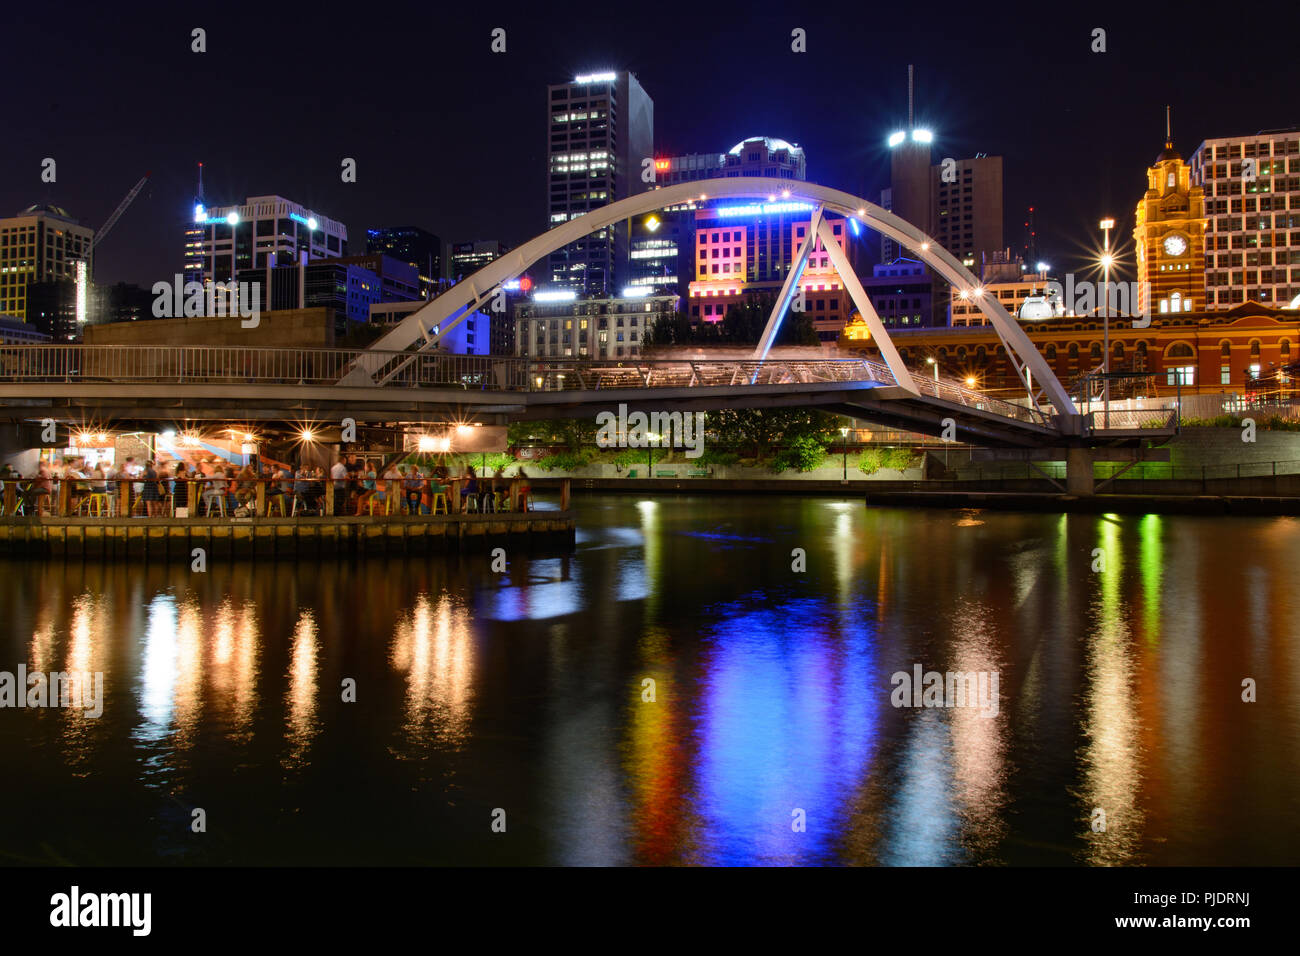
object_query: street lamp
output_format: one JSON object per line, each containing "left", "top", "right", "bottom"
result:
{"left": 646, "top": 433, "right": 660, "bottom": 474}
{"left": 926, "top": 356, "right": 939, "bottom": 381}
{"left": 839, "top": 426, "right": 850, "bottom": 481}
{"left": 1100, "top": 217, "right": 1116, "bottom": 429}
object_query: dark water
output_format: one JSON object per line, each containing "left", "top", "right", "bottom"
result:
{"left": 1, "top": 495, "right": 1297, "bottom": 866}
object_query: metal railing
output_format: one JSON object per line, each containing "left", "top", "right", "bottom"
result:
{"left": 1085, "top": 408, "right": 1180, "bottom": 430}
{"left": 0, "top": 344, "right": 1059, "bottom": 428}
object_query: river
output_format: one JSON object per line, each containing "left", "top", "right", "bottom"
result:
{"left": 1, "top": 494, "right": 1296, "bottom": 865}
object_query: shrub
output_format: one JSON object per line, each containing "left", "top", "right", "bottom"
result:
{"left": 771, "top": 434, "right": 829, "bottom": 473}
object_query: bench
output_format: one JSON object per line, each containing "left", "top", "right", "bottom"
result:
{"left": 655, "top": 470, "right": 675, "bottom": 478}
{"left": 688, "top": 469, "right": 710, "bottom": 478}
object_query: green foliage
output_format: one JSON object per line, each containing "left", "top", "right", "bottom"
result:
{"left": 533, "top": 447, "right": 596, "bottom": 472}
{"left": 858, "top": 446, "right": 917, "bottom": 475}
{"left": 771, "top": 433, "right": 829, "bottom": 473}
{"left": 705, "top": 408, "right": 840, "bottom": 460}
{"left": 611, "top": 448, "right": 642, "bottom": 468}
{"left": 697, "top": 447, "right": 740, "bottom": 466}
{"left": 857, "top": 448, "right": 883, "bottom": 475}
{"left": 1180, "top": 414, "right": 1300, "bottom": 431}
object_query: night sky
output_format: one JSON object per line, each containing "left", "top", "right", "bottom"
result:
{"left": 5, "top": 2, "right": 1296, "bottom": 289}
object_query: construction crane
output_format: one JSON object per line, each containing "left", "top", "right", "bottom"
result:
{"left": 75, "top": 172, "right": 150, "bottom": 325}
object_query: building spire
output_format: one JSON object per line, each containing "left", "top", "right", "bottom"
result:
{"left": 1165, "top": 105, "right": 1173, "bottom": 150}
{"left": 907, "top": 65, "right": 914, "bottom": 128}
{"left": 197, "top": 162, "right": 205, "bottom": 203}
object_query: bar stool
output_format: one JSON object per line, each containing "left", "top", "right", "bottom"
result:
{"left": 265, "top": 495, "right": 286, "bottom": 517}
{"left": 367, "top": 495, "right": 390, "bottom": 516}
{"left": 203, "top": 492, "right": 227, "bottom": 517}
{"left": 80, "top": 492, "right": 112, "bottom": 516}
{"left": 465, "top": 492, "right": 480, "bottom": 514}
{"left": 291, "top": 494, "right": 312, "bottom": 516}
{"left": 430, "top": 490, "right": 449, "bottom": 515}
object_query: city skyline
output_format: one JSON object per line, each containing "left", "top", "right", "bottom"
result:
{"left": 3, "top": 6, "right": 1293, "bottom": 292}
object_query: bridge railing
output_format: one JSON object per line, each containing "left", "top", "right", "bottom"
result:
{"left": 0, "top": 345, "right": 904, "bottom": 393}
{"left": 0, "top": 344, "right": 525, "bottom": 390}
{"left": 909, "top": 374, "right": 1052, "bottom": 426}
{"left": 521, "top": 357, "right": 899, "bottom": 392}
{"left": 0, "top": 345, "right": 1054, "bottom": 426}
{"left": 1085, "top": 408, "right": 1180, "bottom": 431}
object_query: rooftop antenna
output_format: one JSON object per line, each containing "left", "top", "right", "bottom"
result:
{"left": 197, "top": 162, "right": 204, "bottom": 202}
{"left": 1165, "top": 105, "right": 1173, "bottom": 147}
{"left": 907, "top": 64, "right": 914, "bottom": 128}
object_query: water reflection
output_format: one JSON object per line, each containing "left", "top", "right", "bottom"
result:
{"left": 390, "top": 593, "right": 475, "bottom": 751}
{"left": 0, "top": 499, "right": 1296, "bottom": 866}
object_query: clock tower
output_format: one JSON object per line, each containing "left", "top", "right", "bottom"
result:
{"left": 1133, "top": 108, "right": 1207, "bottom": 317}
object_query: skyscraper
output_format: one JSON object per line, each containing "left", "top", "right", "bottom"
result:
{"left": 546, "top": 71, "right": 654, "bottom": 296}
{"left": 1190, "top": 127, "right": 1300, "bottom": 311}
{"left": 366, "top": 226, "right": 443, "bottom": 298}
{"left": 188, "top": 195, "right": 347, "bottom": 285}
{"left": 0, "top": 204, "right": 94, "bottom": 325}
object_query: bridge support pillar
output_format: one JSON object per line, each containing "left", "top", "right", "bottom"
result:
{"left": 1065, "top": 447, "right": 1095, "bottom": 497}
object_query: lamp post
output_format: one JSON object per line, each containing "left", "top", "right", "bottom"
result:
{"left": 839, "top": 426, "right": 850, "bottom": 481}
{"left": 647, "top": 433, "right": 660, "bottom": 474}
{"left": 926, "top": 356, "right": 938, "bottom": 381}
{"left": 1100, "top": 217, "right": 1115, "bottom": 429}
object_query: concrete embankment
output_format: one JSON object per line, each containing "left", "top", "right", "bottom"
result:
{"left": 560, "top": 477, "right": 1300, "bottom": 515}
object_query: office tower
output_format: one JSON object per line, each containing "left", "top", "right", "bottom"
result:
{"left": 546, "top": 70, "right": 654, "bottom": 295}
{"left": 1190, "top": 127, "right": 1300, "bottom": 311}
{"left": 0, "top": 204, "right": 94, "bottom": 326}
{"left": 366, "top": 226, "right": 443, "bottom": 297}
{"left": 189, "top": 195, "right": 347, "bottom": 285}
{"left": 448, "top": 240, "right": 508, "bottom": 279}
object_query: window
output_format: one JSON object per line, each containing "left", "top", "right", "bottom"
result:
{"left": 1167, "top": 366, "right": 1195, "bottom": 385}
{"left": 1166, "top": 342, "right": 1195, "bottom": 359}
{"left": 1221, "top": 365, "right": 1231, "bottom": 385}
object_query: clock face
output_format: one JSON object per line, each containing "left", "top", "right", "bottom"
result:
{"left": 1163, "top": 234, "right": 1188, "bottom": 257}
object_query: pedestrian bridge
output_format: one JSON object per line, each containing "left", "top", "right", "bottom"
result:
{"left": 0, "top": 343, "right": 1175, "bottom": 447}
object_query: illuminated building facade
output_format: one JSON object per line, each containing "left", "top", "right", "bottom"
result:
{"left": 1134, "top": 133, "right": 1207, "bottom": 317}
{"left": 190, "top": 195, "right": 347, "bottom": 285}
{"left": 366, "top": 226, "right": 443, "bottom": 296}
{"left": 1190, "top": 128, "right": 1300, "bottom": 311}
{"left": 686, "top": 202, "right": 854, "bottom": 342}
{"left": 0, "top": 204, "right": 93, "bottom": 326}
{"left": 723, "top": 137, "right": 805, "bottom": 179}
{"left": 844, "top": 301, "right": 1299, "bottom": 397}
{"left": 449, "top": 240, "right": 508, "bottom": 279}
{"left": 515, "top": 293, "right": 677, "bottom": 359}
{"left": 546, "top": 71, "right": 654, "bottom": 296}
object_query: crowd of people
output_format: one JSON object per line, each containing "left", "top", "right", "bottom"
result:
{"left": 0, "top": 455, "right": 531, "bottom": 518}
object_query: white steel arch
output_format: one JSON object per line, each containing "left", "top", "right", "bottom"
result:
{"left": 345, "top": 177, "right": 1077, "bottom": 416}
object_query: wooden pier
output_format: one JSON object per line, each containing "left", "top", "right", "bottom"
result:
{"left": 0, "top": 511, "right": 576, "bottom": 560}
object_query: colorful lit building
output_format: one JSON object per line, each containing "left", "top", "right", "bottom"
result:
{"left": 686, "top": 202, "right": 855, "bottom": 342}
